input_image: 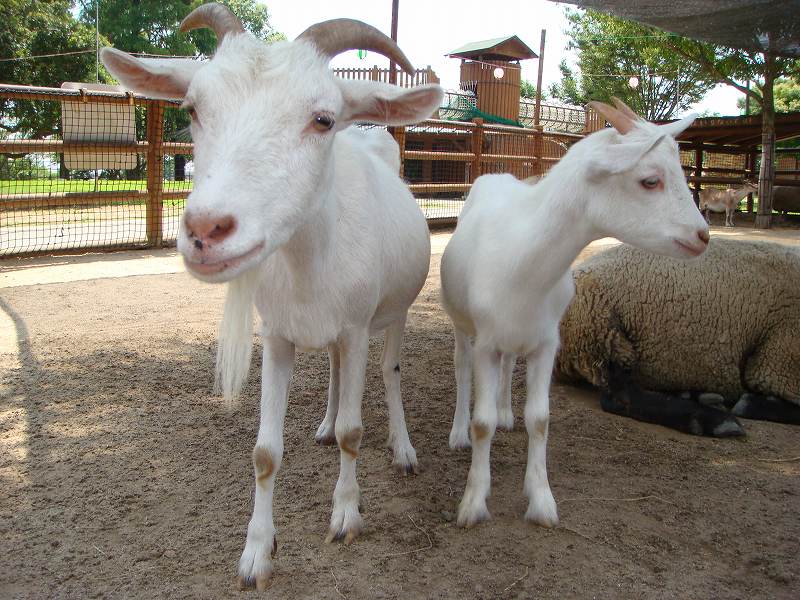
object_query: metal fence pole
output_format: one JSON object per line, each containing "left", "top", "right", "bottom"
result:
{"left": 146, "top": 101, "right": 165, "bottom": 247}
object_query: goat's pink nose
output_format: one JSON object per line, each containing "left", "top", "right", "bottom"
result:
{"left": 185, "top": 213, "right": 236, "bottom": 249}
{"left": 697, "top": 229, "right": 710, "bottom": 245}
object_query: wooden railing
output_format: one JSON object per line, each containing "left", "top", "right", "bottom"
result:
{"left": 332, "top": 65, "right": 439, "bottom": 87}
{"left": 1, "top": 84, "right": 582, "bottom": 255}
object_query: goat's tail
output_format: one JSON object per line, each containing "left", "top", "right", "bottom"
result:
{"left": 214, "top": 271, "right": 259, "bottom": 405}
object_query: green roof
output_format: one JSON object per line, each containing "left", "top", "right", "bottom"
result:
{"left": 446, "top": 35, "right": 538, "bottom": 61}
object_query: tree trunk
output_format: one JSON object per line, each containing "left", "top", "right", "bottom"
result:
{"left": 755, "top": 51, "right": 776, "bottom": 229}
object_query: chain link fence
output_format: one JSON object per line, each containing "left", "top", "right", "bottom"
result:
{"left": 1, "top": 84, "right": 580, "bottom": 257}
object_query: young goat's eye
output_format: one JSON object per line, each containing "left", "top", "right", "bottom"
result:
{"left": 312, "top": 114, "right": 335, "bottom": 132}
{"left": 640, "top": 176, "right": 661, "bottom": 190}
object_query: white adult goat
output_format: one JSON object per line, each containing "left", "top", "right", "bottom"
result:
{"left": 699, "top": 181, "right": 757, "bottom": 227}
{"left": 441, "top": 99, "right": 709, "bottom": 528}
{"left": 101, "top": 3, "right": 442, "bottom": 589}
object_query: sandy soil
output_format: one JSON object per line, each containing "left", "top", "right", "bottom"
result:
{"left": 1, "top": 228, "right": 799, "bottom": 599}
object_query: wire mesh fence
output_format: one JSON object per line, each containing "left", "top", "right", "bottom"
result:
{"left": 0, "top": 84, "right": 192, "bottom": 256}
{"left": 1, "top": 84, "right": 583, "bottom": 257}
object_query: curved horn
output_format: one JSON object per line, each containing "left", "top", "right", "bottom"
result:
{"left": 180, "top": 2, "right": 245, "bottom": 44}
{"left": 297, "top": 19, "right": 415, "bottom": 75}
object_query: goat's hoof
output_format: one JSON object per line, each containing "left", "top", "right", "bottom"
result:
{"left": 525, "top": 488, "right": 559, "bottom": 527}
{"left": 457, "top": 491, "right": 490, "bottom": 528}
{"left": 391, "top": 443, "right": 418, "bottom": 475}
{"left": 238, "top": 533, "right": 276, "bottom": 591}
{"left": 449, "top": 428, "right": 471, "bottom": 450}
{"left": 314, "top": 421, "right": 337, "bottom": 445}
{"left": 325, "top": 504, "right": 363, "bottom": 545}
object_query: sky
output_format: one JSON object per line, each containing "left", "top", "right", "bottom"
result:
{"left": 259, "top": 0, "right": 743, "bottom": 117}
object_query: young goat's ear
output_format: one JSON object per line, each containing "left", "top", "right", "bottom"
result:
{"left": 587, "top": 134, "right": 667, "bottom": 177}
{"left": 659, "top": 113, "right": 697, "bottom": 138}
{"left": 101, "top": 47, "right": 202, "bottom": 100}
{"left": 338, "top": 80, "right": 443, "bottom": 126}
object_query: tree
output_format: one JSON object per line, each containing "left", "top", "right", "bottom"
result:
{"left": 551, "top": 10, "right": 716, "bottom": 120}
{"left": 0, "top": 1, "right": 100, "bottom": 137}
{"left": 77, "top": 0, "right": 284, "bottom": 164}
{"left": 520, "top": 79, "right": 547, "bottom": 100}
{"left": 664, "top": 35, "right": 800, "bottom": 227}
{"left": 736, "top": 78, "right": 800, "bottom": 114}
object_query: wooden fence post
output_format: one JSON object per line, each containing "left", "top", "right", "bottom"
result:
{"left": 394, "top": 125, "right": 406, "bottom": 177}
{"left": 693, "top": 144, "right": 703, "bottom": 206}
{"left": 146, "top": 100, "right": 165, "bottom": 247}
{"left": 746, "top": 149, "right": 755, "bottom": 213}
{"left": 471, "top": 118, "right": 484, "bottom": 183}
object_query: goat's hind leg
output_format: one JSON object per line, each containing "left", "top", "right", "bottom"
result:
{"left": 523, "top": 342, "right": 559, "bottom": 527}
{"left": 457, "top": 343, "right": 500, "bottom": 527}
{"left": 449, "top": 327, "right": 473, "bottom": 449}
{"left": 315, "top": 345, "right": 339, "bottom": 445}
{"left": 381, "top": 314, "right": 418, "bottom": 474}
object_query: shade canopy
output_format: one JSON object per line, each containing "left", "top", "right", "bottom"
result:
{"left": 555, "top": 1, "right": 800, "bottom": 56}
{"left": 446, "top": 35, "right": 538, "bottom": 61}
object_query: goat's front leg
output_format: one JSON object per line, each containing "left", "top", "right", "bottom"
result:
{"left": 238, "top": 336, "right": 295, "bottom": 591}
{"left": 315, "top": 344, "right": 339, "bottom": 445}
{"left": 457, "top": 343, "right": 500, "bottom": 527}
{"left": 326, "top": 327, "right": 368, "bottom": 544}
{"left": 523, "top": 341, "right": 559, "bottom": 527}
{"left": 381, "top": 314, "right": 418, "bottom": 474}
{"left": 449, "top": 327, "right": 473, "bottom": 449}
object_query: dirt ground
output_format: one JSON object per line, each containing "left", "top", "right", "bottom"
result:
{"left": 1, "top": 227, "right": 799, "bottom": 599}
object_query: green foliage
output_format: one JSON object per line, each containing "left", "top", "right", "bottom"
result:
{"left": 548, "top": 60, "right": 583, "bottom": 106}
{"left": 551, "top": 9, "right": 716, "bottom": 119}
{"left": 736, "top": 78, "right": 800, "bottom": 114}
{"left": 520, "top": 79, "right": 546, "bottom": 100}
{"left": 0, "top": 1, "right": 103, "bottom": 137}
{"left": 77, "top": 0, "right": 284, "bottom": 57}
{"left": 76, "top": 0, "right": 284, "bottom": 141}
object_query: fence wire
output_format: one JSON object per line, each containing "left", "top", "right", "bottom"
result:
{"left": 1, "top": 87, "right": 193, "bottom": 256}
{"left": 2, "top": 86, "right": 583, "bottom": 257}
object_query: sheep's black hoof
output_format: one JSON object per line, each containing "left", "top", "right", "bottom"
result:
{"left": 601, "top": 365, "right": 744, "bottom": 437}
{"left": 693, "top": 407, "right": 745, "bottom": 438}
{"left": 732, "top": 393, "right": 800, "bottom": 425}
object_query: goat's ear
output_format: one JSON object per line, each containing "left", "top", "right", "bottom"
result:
{"left": 659, "top": 113, "right": 697, "bottom": 138}
{"left": 101, "top": 47, "right": 202, "bottom": 100}
{"left": 587, "top": 134, "right": 667, "bottom": 177}
{"left": 338, "top": 80, "right": 443, "bottom": 126}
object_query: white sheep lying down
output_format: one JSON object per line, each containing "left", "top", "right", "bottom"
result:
{"left": 556, "top": 238, "right": 800, "bottom": 433}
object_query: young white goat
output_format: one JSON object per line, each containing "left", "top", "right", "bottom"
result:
{"left": 698, "top": 181, "right": 757, "bottom": 226}
{"left": 101, "top": 3, "right": 442, "bottom": 589}
{"left": 440, "top": 99, "right": 709, "bottom": 528}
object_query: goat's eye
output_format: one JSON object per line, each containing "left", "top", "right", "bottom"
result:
{"left": 641, "top": 176, "right": 660, "bottom": 190}
{"left": 312, "top": 114, "right": 335, "bottom": 132}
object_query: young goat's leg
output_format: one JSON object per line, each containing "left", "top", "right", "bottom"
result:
{"left": 523, "top": 341, "right": 559, "bottom": 527}
{"left": 315, "top": 344, "right": 340, "bottom": 445}
{"left": 449, "top": 328, "right": 473, "bottom": 449}
{"left": 381, "top": 314, "right": 418, "bottom": 474}
{"left": 497, "top": 352, "right": 516, "bottom": 430}
{"left": 238, "top": 336, "right": 295, "bottom": 591}
{"left": 457, "top": 344, "right": 501, "bottom": 527}
{"left": 326, "top": 327, "right": 368, "bottom": 544}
